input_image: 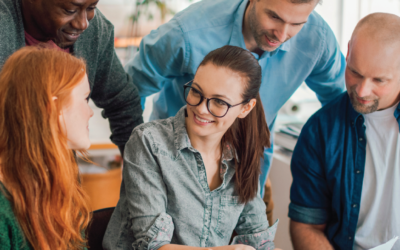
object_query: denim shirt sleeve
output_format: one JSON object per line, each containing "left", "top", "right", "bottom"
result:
{"left": 232, "top": 187, "right": 279, "bottom": 250}
{"left": 122, "top": 127, "right": 174, "bottom": 250}
{"left": 289, "top": 115, "right": 331, "bottom": 225}
{"left": 304, "top": 19, "right": 346, "bottom": 106}
{"left": 124, "top": 18, "right": 187, "bottom": 104}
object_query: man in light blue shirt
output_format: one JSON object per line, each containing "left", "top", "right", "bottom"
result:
{"left": 126, "top": 0, "right": 345, "bottom": 214}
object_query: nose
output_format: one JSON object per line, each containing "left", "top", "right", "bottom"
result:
{"left": 72, "top": 11, "right": 89, "bottom": 31}
{"left": 355, "top": 79, "right": 372, "bottom": 98}
{"left": 196, "top": 98, "right": 210, "bottom": 115}
{"left": 274, "top": 24, "right": 289, "bottom": 43}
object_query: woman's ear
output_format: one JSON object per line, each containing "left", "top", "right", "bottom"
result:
{"left": 238, "top": 98, "right": 257, "bottom": 118}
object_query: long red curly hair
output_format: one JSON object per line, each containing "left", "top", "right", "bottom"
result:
{"left": 0, "top": 47, "right": 91, "bottom": 250}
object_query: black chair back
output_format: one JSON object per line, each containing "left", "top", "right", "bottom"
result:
{"left": 86, "top": 207, "right": 115, "bottom": 250}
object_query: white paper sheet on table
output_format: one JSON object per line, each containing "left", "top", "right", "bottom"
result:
{"left": 370, "top": 236, "right": 399, "bottom": 250}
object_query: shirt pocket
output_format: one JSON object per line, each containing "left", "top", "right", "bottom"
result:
{"left": 214, "top": 195, "right": 245, "bottom": 238}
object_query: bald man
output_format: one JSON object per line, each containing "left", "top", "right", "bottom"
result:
{"left": 288, "top": 13, "right": 400, "bottom": 250}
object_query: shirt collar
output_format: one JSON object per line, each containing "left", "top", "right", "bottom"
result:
{"left": 173, "top": 106, "right": 192, "bottom": 151}
{"left": 228, "top": 0, "right": 291, "bottom": 55}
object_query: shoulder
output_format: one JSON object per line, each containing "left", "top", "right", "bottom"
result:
{"left": 292, "top": 11, "right": 337, "bottom": 54}
{"left": 300, "top": 92, "right": 350, "bottom": 140}
{"left": 0, "top": 189, "right": 29, "bottom": 250}
{"left": 0, "top": 0, "right": 17, "bottom": 19}
{"left": 0, "top": 188, "right": 15, "bottom": 221}
{"left": 128, "top": 117, "right": 176, "bottom": 148}
{"left": 172, "top": 0, "right": 243, "bottom": 33}
{"left": 311, "top": 92, "right": 349, "bottom": 121}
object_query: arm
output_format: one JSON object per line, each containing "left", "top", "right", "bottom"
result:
{"left": 159, "top": 245, "right": 255, "bottom": 250}
{"left": 232, "top": 185, "right": 278, "bottom": 250}
{"left": 290, "top": 220, "right": 333, "bottom": 250}
{"left": 89, "top": 20, "right": 143, "bottom": 154}
{"left": 289, "top": 115, "right": 333, "bottom": 249}
{"left": 305, "top": 21, "right": 346, "bottom": 106}
{"left": 124, "top": 18, "right": 188, "bottom": 106}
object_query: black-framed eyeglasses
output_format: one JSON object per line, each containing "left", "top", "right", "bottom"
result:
{"left": 183, "top": 80, "right": 250, "bottom": 118}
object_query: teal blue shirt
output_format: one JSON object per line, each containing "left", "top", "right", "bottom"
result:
{"left": 125, "top": 0, "right": 346, "bottom": 191}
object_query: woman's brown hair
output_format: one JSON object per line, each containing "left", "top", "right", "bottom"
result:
{"left": 0, "top": 47, "right": 90, "bottom": 250}
{"left": 198, "top": 45, "right": 270, "bottom": 204}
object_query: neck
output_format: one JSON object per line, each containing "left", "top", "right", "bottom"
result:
{"left": 21, "top": 0, "right": 48, "bottom": 42}
{"left": 242, "top": 3, "right": 259, "bottom": 53}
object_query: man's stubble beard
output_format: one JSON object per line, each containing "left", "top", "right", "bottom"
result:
{"left": 348, "top": 87, "right": 379, "bottom": 114}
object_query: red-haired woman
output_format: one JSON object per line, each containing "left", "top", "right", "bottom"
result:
{"left": 0, "top": 47, "right": 93, "bottom": 250}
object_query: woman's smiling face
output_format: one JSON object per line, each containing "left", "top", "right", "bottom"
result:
{"left": 185, "top": 63, "right": 255, "bottom": 139}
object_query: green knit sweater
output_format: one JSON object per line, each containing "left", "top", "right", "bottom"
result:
{"left": 0, "top": 189, "right": 32, "bottom": 250}
{"left": 0, "top": 188, "right": 89, "bottom": 250}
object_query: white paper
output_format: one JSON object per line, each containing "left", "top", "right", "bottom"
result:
{"left": 370, "top": 236, "right": 399, "bottom": 250}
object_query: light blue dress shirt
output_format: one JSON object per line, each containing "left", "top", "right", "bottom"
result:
{"left": 125, "top": 0, "right": 346, "bottom": 193}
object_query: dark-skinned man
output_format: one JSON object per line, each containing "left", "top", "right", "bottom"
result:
{"left": 0, "top": 0, "right": 144, "bottom": 154}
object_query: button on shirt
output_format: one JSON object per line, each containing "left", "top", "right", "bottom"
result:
{"left": 103, "top": 107, "right": 279, "bottom": 250}
{"left": 289, "top": 93, "right": 400, "bottom": 250}
{"left": 125, "top": 0, "right": 346, "bottom": 190}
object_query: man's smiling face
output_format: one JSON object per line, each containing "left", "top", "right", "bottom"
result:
{"left": 25, "top": 0, "right": 99, "bottom": 48}
{"left": 247, "top": 0, "right": 317, "bottom": 52}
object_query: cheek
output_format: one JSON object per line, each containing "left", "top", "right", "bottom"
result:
{"left": 87, "top": 10, "right": 96, "bottom": 21}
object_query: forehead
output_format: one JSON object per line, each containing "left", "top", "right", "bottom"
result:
{"left": 259, "top": 0, "right": 316, "bottom": 23}
{"left": 348, "top": 36, "right": 400, "bottom": 78}
{"left": 51, "top": 0, "right": 98, "bottom": 6}
{"left": 193, "top": 64, "right": 245, "bottom": 101}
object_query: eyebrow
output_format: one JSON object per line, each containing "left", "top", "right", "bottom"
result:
{"left": 265, "top": 9, "right": 307, "bottom": 25}
{"left": 348, "top": 65, "right": 389, "bottom": 80}
{"left": 192, "top": 82, "right": 232, "bottom": 102}
{"left": 347, "top": 65, "right": 363, "bottom": 76}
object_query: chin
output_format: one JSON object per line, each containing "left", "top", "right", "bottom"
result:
{"left": 68, "top": 141, "right": 91, "bottom": 151}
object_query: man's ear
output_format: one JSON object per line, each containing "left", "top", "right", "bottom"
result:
{"left": 346, "top": 41, "right": 350, "bottom": 61}
{"left": 238, "top": 98, "right": 257, "bottom": 119}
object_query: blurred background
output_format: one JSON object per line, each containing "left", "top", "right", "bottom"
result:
{"left": 82, "top": 1, "right": 400, "bottom": 249}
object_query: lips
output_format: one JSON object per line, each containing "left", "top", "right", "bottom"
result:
{"left": 356, "top": 96, "right": 373, "bottom": 105}
{"left": 62, "top": 31, "right": 82, "bottom": 41}
{"left": 265, "top": 35, "right": 280, "bottom": 47}
{"left": 193, "top": 112, "right": 214, "bottom": 126}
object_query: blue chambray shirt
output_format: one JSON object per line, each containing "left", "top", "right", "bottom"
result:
{"left": 125, "top": 0, "right": 346, "bottom": 192}
{"left": 289, "top": 92, "right": 400, "bottom": 249}
{"left": 103, "top": 107, "right": 279, "bottom": 250}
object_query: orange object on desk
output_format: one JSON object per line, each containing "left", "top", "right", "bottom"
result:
{"left": 114, "top": 37, "right": 143, "bottom": 48}
{"left": 89, "top": 143, "right": 118, "bottom": 150}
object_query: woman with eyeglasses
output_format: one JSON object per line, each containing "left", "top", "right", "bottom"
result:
{"left": 103, "top": 45, "right": 278, "bottom": 250}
